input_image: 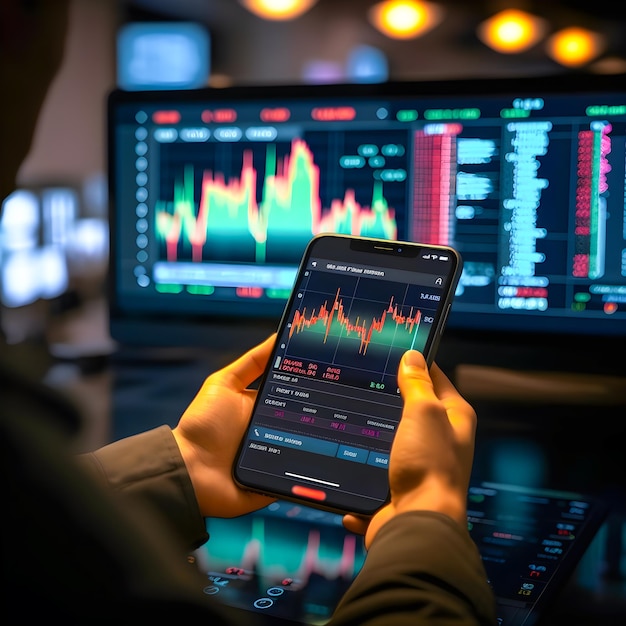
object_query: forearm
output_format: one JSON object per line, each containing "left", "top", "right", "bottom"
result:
{"left": 79, "top": 425, "right": 209, "bottom": 550}
{"left": 331, "top": 511, "right": 497, "bottom": 626}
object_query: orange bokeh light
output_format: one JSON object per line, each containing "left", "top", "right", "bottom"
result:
{"left": 478, "top": 9, "right": 548, "bottom": 54}
{"left": 546, "top": 27, "right": 607, "bottom": 67}
{"left": 368, "top": 0, "right": 444, "bottom": 40}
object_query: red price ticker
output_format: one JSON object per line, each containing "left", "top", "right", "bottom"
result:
{"left": 202, "top": 108, "right": 238, "bottom": 123}
{"left": 514, "top": 287, "right": 548, "bottom": 298}
{"left": 236, "top": 286, "right": 263, "bottom": 298}
{"left": 311, "top": 106, "right": 356, "bottom": 121}
{"left": 152, "top": 110, "right": 181, "bottom": 124}
{"left": 260, "top": 107, "right": 291, "bottom": 122}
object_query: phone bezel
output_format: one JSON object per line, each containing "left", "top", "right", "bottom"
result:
{"left": 233, "top": 234, "right": 463, "bottom": 515}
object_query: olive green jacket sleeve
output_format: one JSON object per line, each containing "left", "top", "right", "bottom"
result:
{"left": 330, "top": 511, "right": 497, "bottom": 626}
{"left": 80, "top": 425, "right": 209, "bottom": 550}
{"left": 81, "top": 426, "right": 496, "bottom": 625}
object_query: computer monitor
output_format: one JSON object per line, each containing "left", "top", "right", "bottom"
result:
{"left": 107, "top": 73, "right": 626, "bottom": 373}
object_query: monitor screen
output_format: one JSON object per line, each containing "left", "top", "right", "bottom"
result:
{"left": 107, "top": 73, "right": 626, "bottom": 365}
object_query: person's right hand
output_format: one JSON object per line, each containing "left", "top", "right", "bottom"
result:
{"left": 343, "top": 350, "right": 477, "bottom": 549}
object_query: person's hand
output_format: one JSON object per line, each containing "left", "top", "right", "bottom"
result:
{"left": 172, "top": 335, "right": 277, "bottom": 518}
{"left": 343, "top": 350, "right": 476, "bottom": 548}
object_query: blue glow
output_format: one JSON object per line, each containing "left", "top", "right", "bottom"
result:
{"left": 346, "top": 45, "right": 388, "bottom": 83}
{"left": 117, "top": 22, "right": 210, "bottom": 90}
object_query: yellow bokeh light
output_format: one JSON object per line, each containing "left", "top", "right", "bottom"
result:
{"left": 546, "top": 27, "right": 606, "bottom": 67}
{"left": 239, "top": 0, "right": 318, "bottom": 21}
{"left": 477, "top": 9, "right": 547, "bottom": 54}
{"left": 368, "top": 1, "right": 444, "bottom": 40}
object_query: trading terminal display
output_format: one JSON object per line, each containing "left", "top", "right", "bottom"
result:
{"left": 108, "top": 76, "right": 626, "bottom": 340}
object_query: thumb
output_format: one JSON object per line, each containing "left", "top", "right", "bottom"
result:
{"left": 401, "top": 349, "right": 427, "bottom": 371}
{"left": 398, "top": 350, "right": 436, "bottom": 402}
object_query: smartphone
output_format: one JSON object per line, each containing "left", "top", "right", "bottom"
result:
{"left": 233, "top": 234, "right": 463, "bottom": 516}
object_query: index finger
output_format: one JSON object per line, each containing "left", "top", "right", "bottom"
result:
{"left": 428, "top": 361, "right": 477, "bottom": 442}
{"left": 398, "top": 352, "right": 476, "bottom": 431}
{"left": 429, "top": 362, "right": 473, "bottom": 406}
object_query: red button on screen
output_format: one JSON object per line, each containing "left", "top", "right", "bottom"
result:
{"left": 292, "top": 485, "right": 327, "bottom": 501}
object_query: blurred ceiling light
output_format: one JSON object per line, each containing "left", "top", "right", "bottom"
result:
{"left": 477, "top": 9, "right": 548, "bottom": 54}
{"left": 589, "top": 55, "right": 626, "bottom": 75}
{"left": 239, "top": 0, "right": 318, "bottom": 21}
{"left": 368, "top": 0, "right": 444, "bottom": 40}
{"left": 546, "top": 27, "right": 607, "bottom": 67}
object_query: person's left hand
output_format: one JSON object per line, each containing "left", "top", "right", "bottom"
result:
{"left": 172, "top": 335, "right": 277, "bottom": 518}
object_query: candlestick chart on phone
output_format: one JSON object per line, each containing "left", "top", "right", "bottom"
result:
{"left": 277, "top": 269, "right": 436, "bottom": 392}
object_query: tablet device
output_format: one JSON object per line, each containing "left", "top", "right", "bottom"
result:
{"left": 467, "top": 482, "right": 607, "bottom": 626}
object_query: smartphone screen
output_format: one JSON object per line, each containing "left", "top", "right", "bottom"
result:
{"left": 234, "top": 234, "right": 462, "bottom": 515}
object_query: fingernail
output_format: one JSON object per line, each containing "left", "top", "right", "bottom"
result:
{"left": 403, "top": 350, "right": 425, "bottom": 369}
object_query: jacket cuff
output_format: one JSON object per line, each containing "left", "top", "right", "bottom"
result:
{"left": 80, "top": 425, "right": 209, "bottom": 550}
{"left": 334, "top": 511, "right": 497, "bottom": 625}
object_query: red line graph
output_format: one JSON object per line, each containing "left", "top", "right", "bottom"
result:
{"left": 289, "top": 288, "right": 422, "bottom": 355}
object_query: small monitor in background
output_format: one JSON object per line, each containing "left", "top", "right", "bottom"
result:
{"left": 117, "top": 22, "right": 210, "bottom": 91}
{"left": 0, "top": 186, "right": 109, "bottom": 343}
{"left": 0, "top": 189, "right": 70, "bottom": 309}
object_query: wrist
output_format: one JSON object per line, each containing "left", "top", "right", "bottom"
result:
{"left": 366, "top": 481, "right": 468, "bottom": 547}
{"left": 171, "top": 427, "right": 204, "bottom": 503}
